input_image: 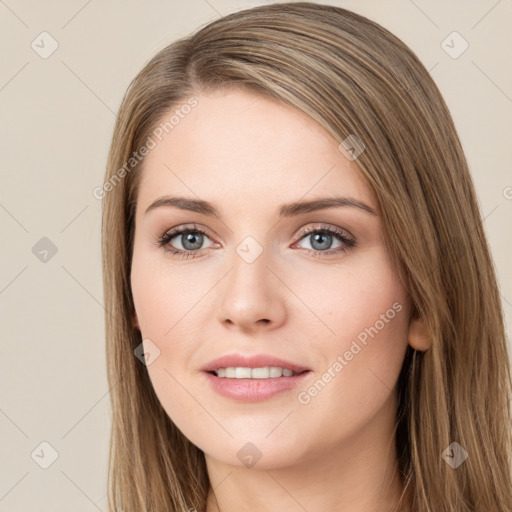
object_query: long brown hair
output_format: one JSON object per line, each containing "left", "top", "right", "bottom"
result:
{"left": 101, "top": 3, "right": 512, "bottom": 511}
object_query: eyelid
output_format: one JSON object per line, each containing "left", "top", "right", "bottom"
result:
{"left": 161, "top": 222, "right": 353, "bottom": 240}
{"left": 163, "top": 223, "right": 216, "bottom": 239}
{"left": 156, "top": 222, "right": 356, "bottom": 258}
{"left": 294, "top": 223, "right": 355, "bottom": 243}
{"left": 162, "top": 223, "right": 218, "bottom": 244}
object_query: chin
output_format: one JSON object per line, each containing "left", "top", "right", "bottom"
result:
{"left": 201, "top": 433, "right": 310, "bottom": 470}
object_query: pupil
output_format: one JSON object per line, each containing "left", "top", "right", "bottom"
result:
{"left": 183, "top": 232, "right": 203, "bottom": 250}
{"left": 311, "top": 232, "right": 332, "bottom": 250}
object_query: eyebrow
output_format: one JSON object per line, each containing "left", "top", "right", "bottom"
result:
{"left": 144, "top": 195, "right": 377, "bottom": 218}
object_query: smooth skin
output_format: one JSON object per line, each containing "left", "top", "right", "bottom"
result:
{"left": 130, "top": 88, "right": 430, "bottom": 512}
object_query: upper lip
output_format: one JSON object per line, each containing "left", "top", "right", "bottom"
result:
{"left": 201, "top": 353, "right": 311, "bottom": 374}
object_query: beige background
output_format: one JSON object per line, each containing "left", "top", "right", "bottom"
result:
{"left": 1, "top": 0, "right": 511, "bottom": 510}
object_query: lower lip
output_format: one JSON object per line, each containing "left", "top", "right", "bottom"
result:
{"left": 202, "top": 371, "right": 312, "bottom": 402}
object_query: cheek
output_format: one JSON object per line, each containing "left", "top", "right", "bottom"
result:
{"left": 294, "top": 247, "right": 408, "bottom": 344}
{"left": 130, "top": 252, "right": 206, "bottom": 397}
{"left": 130, "top": 249, "right": 205, "bottom": 339}
{"left": 293, "top": 252, "right": 410, "bottom": 425}
{"left": 130, "top": 260, "right": 201, "bottom": 434}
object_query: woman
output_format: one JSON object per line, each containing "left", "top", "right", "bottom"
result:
{"left": 100, "top": 3, "right": 512, "bottom": 511}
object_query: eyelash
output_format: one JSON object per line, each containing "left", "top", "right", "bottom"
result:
{"left": 155, "top": 223, "right": 356, "bottom": 260}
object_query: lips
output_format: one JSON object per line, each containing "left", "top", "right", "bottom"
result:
{"left": 200, "top": 353, "right": 311, "bottom": 374}
{"left": 200, "top": 353, "right": 312, "bottom": 402}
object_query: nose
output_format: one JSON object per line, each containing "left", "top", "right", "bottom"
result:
{"left": 217, "top": 245, "right": 287, "bottom": 333}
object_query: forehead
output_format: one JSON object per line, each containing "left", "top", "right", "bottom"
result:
{"left": 136, "top": 88, "right": 377, "bottom": 215}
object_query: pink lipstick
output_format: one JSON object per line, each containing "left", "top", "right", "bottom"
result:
{"left": 201, "top": 353, "right": 312, "bottom": 402}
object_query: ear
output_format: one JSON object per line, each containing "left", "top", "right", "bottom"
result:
{"left": 131, "top": 310, "right": 140, "bottom": 330}
{"left": 408, "top": 315, "right": 431, "bottom": 351}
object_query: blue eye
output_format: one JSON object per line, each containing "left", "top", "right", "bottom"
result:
{"left": 155, "top": 223, "right": 356, "bottom": 259}
{"left": 156, "top": 224, "right": 215, "bottom": 259}
{"left": 293, "top": 224, "right": 356, "bottom": 257}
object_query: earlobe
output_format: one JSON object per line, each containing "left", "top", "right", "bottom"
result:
{"left": 131, "top": 311, "right": 140, "bottom": 330}
{"left": 408, "top": 315, "right": 431, "bottom": 351}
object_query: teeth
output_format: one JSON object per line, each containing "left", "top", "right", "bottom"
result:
{"left": 253, "top": 367, "right": 270, "bottom": 378}
{"left": 236, "top": 367, "right": 251, "bottom": 378}
{"left": 214, "top": 366, "right": 298, "bottom": 378}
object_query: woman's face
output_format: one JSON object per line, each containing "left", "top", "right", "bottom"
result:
{"left": 130, "top": 87, "right": 413, "bottom": 469}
